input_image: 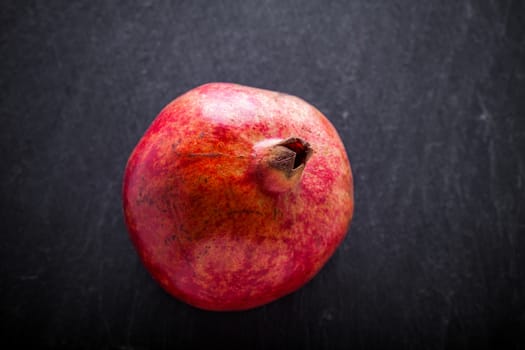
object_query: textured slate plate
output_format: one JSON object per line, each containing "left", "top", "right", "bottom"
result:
{"left": 1, "top": 0, "right": 524, "bottom": 348}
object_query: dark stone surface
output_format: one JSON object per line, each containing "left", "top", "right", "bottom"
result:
{"left": 1, "top": 0, "right": 524, "bottom": 348}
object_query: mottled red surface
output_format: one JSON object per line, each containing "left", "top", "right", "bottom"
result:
{"left": 122, "top": 83, "right": 354, "bottom": 311}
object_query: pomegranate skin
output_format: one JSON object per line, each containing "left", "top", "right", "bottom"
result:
{"left": 122, "top": 83, "right": 354, "bottom": 311}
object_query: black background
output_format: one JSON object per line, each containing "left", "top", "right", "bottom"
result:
{"left": 1, "top": 0, "right": 524, "bottom": 349}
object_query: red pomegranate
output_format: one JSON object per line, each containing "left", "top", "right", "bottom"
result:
{"left": 122, "top": 83, "right": 354, "bottom": 311}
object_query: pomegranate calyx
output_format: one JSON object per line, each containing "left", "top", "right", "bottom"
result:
{"left": 254, "top": 137, "right": 313, "bottom": 193}
{"left": 271, "top": 137, "right": 313, "bottom": 177}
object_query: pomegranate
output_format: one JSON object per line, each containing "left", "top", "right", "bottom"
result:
{"left": 122, "top": 83, "right": 354, "bottom": 311}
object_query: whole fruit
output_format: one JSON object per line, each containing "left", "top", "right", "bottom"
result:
{"left": 122, "top": 83, "right": 354, "bottom": 311}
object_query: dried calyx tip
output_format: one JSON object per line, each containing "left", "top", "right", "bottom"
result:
{"left": 278, "top": 138, "right": 312, "bottom": 170}
{"left": 255, "top": 137, "right": 313, "bottom": 193}
{"left": 267, "top": 137, "right": 312, "bottom": 180}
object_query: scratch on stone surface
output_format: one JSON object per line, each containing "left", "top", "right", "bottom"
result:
{"left": 423, "top": 141, "right": 444, "bottom": 154}
{"left": 98, "top": 291, "right": 113, "bottom": 341}
{"left": 321, "top": 308, "right": 334, "bottom": 321}
{"left": 465, "top": 0, "right": 473, "bottom": 19}
{"left": 97, "top": 224, "right": 112, "bottom": 342}
{"left": 501, "top": 0, "right": 513, "bottom": 36}
{"left": 127, "top": 289, "right": 139, "bottom": 345}
{"left": 18, "top": 275, "right": 39, "bottom": 280}
{"left": 49, "top": 38, "right": 63, "bottom": 71}
{"left": 476, "top": 93, "right": 497, "bottom": 191}
{"left": 476, "top": 93, "right": 491, "bottom": 121}
{"left": 517, "top": 157, "right": 524, "bottom": 191}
